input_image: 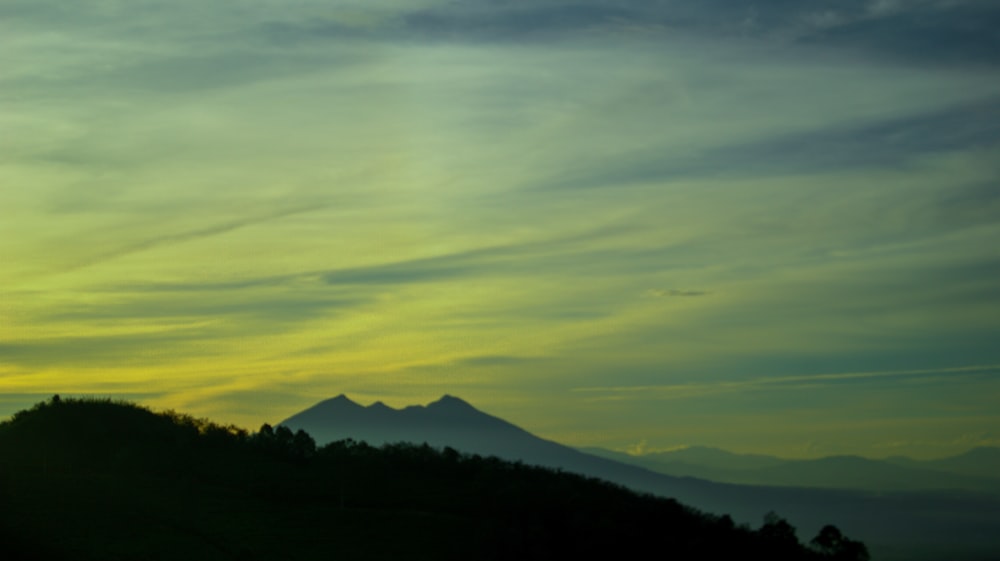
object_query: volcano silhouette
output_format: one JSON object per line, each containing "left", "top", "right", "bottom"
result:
{"left": 280, "top": 394, "right": 580, "bottom": 466}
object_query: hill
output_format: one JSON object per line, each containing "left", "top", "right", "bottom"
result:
{"left": 0, "top": 396, "right": 857, "bottom": 561}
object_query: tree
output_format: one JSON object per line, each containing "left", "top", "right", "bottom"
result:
{"left": 760, "top": 511, "right": 798, "bottom": 544}
{"left": 291, "top": 429, "right": 316, "bottom": 459}
{"left": 274, "top": 425, "right": 294, "bottom": 447}
{"left": 257, "top": 423, "right": 274, "bottom": 439}
{"left": 810, "top": 525, "right": 870, "bottom": 561}
{"left": 758, "top": 510, "right": 802, "bottom": 559}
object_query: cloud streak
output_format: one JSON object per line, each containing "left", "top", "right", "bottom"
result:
{"left": 572, "top": 364, "right": 1000, "bottom": 399}
{"left": 537, "top": 96, "right": 1000, "bottom": 191}
{"left": 389, "top": 0, "right": 1000, "bottom": 67}
{"left": 58, "top": 203, "right": 334, "bottom": 275}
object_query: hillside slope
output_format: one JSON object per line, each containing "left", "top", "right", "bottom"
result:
{"left": 0, "top": 397, "right": 851, "bottom": 561}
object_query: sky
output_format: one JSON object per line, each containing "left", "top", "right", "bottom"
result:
{"left": 2, "top": 0, "right": 999, "bottom": 459}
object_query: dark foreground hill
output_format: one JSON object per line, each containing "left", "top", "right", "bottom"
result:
{"left": 0, "top": 397, "right": 864, "bottom": 561}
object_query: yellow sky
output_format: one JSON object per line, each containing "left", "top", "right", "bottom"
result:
{"left": 3, "top": 0, "right": 1000, "bottom": 459}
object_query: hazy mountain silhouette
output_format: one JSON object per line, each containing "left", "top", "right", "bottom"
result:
{"left": 886, "top": 446, "right": 1000, "bottom": 480}
{"left": 281, "top": 395, "right": 737, "bottom": 513}
{"left": 280, "top": 395, "right": 1000, "bottom": 561}
{"left": 281, "top": 394, "right": 538, "bottom": 454}
{"left": 282, "top": 395, "right": 773, "bottom": 518}
{"left": 282, "top": 394, "right": 618, "bottom": 468}
{"left": 582, "top": 446, "right": 1000, "bottom": 494}
{"left": 645, "top": 445, "right": 787, "bottom": 470}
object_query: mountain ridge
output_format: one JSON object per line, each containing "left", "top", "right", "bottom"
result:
{"left": 581, "top": 445, "right": 1000, "bottom": 494}
{"left": 279, "top": 394, "right": 536, "bottom": 450}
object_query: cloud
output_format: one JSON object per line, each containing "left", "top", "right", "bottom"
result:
{"left": 867, "top": 0, "right": 905, "bottom": 17}
{"left": 318, "top": 227, "right": 626, "bottom": 287}
{"left": 384, "top": 0, "right": 1000, "bottom": 67}
{"left": 538, "top": 97, "right": 1000, "bottom": 191}
{"left": 2, "top": 283, "right": 370, "bottom": 371}
{"left": 572, "top": 364, "right": 1000, "bottom": 400}
{"left": 646, "top": 289, "right": 709, "bottom": 298}
{"left": 8, "top": 0, "right": 999, "bottom": 70}
{"left": 104, "top": 274, "right": 306, "bottom": 293}
{"left": 59, "top": 203, "right": 333, "bottom": 275}
{"left": 453, "top": 355, "right": 543, "bottom": 367}
{"left": 402, "top": 3, "right": 634, "bottom": 40}
{"left": 801, "top": 1, "right": 1000, "bottom": 65}
{"left": 45, "top": 291, "right": 366, "bottom": 325}
{"left": 321, "top": 254, "right": 475, "bottom": 286}
{"left": 0, "top": 328, "right": 213, "bottom": 369}
{"left": 707, "top": 97, "right": 1000, "bottom": 172}
{"left": 625, "top": 439, "right": 648, "bottom": 456}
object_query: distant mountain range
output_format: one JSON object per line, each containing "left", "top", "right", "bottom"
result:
{"left": 580, "top": 445, "right": 1000, "bottom": 494}
{"left": 280, "top": 394, "right": 1000, "bottom": 561}
{"left": 281, "top": 394, "right": 552, "bottom": 458}
{"left": 281, "top": 394, "right": 728, "bottom": 513}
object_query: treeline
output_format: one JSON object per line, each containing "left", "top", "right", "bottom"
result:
{"left": 0, "top": 396, "right": 868, "bottom": 561}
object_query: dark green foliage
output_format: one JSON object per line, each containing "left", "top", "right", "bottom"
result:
{"left": 0, "top": 397, "right": 867, "bottom": 560}
{"left": 811, "top": 525, "right": 871, "bottom": 561}
{"left": 759, "top": 511, "right": 806, "bottom": 560}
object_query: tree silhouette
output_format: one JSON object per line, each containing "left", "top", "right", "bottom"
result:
{"left": 811, "top": 524, "right": 870, "bottom": 561}
{"left": 257, "top": 423, "right": 274, "bottom": 439}
{"left": 760, "top": 511, "right": 797, "bottom": 543}
{"left": 758, "top": 510, "right": 802, "bottom": 559}
{"left": 292, "top": 429, "right": 316, "bottom": 460}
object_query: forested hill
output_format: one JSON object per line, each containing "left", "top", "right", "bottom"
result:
{"left": 0, "top": 397, "right": 868, "bottom": 561}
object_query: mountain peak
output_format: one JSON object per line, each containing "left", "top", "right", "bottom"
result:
{"left": 427, "top": 394, "right": 475, "bottom": 410}
{"left": 319, "top": 394, "right": 362, "bottom": 409}
{"left": 368, "top": 401, "right": 394, "bottom": 411}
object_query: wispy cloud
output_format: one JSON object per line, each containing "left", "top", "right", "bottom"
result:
{"left": 0, "top": 328, "right": 214, "bottom": 369}
{"left": 646, "top": 289, "right": 709, "bottom": 298}
{"left": 58, "top": 203, "right": 333, "bottom": 275}
{"left": 536, "top": 97, "right": 1000, "bottom": 192}
{"left": 390, "top": 0, "right": 1000, "bottom": 67}
{"left": 572, "top": 364, "right": 1000, "bottom": 400}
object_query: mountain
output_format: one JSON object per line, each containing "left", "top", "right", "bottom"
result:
{"left": 281, "top": 395, "right": 736, "bottom": 514}
{"left": 582, "top": 446, "right": 1000, "bottom": 494}
{"left": 642, "top": 446, "right": 787, "bottom": 470}
{"left": 280, "top": 394, "right": 540, "bottom": 456}
{"left": 281, "top": 395, "right": 784, "bottom": 520}
{"left": 282, "top": 394, "right": 632, "bottom": 469}
{"left": 0, "top": 396, "right": 847, "bottom": 561}
{"left": 280, "top": 395, "right": 1000, "bottom": 561}
{"left": 888, "top": 446, "right": 1000, "bottom": 480}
